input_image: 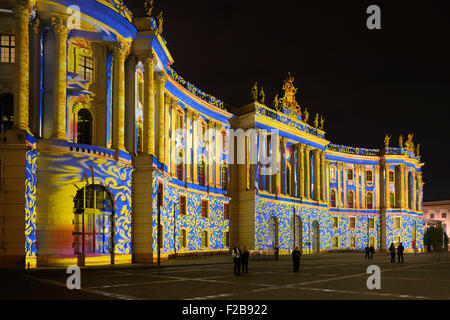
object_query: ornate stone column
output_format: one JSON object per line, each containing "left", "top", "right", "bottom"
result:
{"left": 142, "top": 52, "right": 157, "bottom": 155}
{"left": 155, "top": 72, "right": 167, "bottom": 164}
{"left": 112, "top": 42, "right": 129, "bottom": 150}
{"left": 208, "top": 120, "right": 214, "bottom": 187}
{"left": 185, "top": 109, "right": 192, "bottom": 183}
{"left": 280, "top": 137, "right": 287, "bottom": 195}
{"left": 305, "top": 146, "right": 311, "bottom": 199}
{"left": 313, "top": 149, "right": 321, "bottom": 201}
{"left": 355, "top": 165, "right": 360, "bottom": 208}
{"left": 51, "top": 17, "right": 69, "bottom": 139}
{"left": 375, "top": 166, "right": 380, "bottom": 209}
{"left": 320, "top": 151, "right": 326, "bottom": 202}
{"left": 399, "top": 165, "right": 404, "bottom": 209}
{"left": 412, "top": 171, "right": 417, "bottom": 211}
{"left": 361, "top": 166, "right": 366, "bottom": 208}
{"left": 192, "top": 112, "right": 199, "bottom": 183}
{"left": 215, "top": 123, "right": 222, "bottom": 188}
{"left": 14, "top": 3, "right": 31, "bottom": 131}
{"left": 384, "top": 162, "right": 390, "bottom": 209}
{"left": 337, "top": 162, "right": 342, "bottom": 208}
{"left": 290, "top": 144, "right": 296, "bottom": 197}
{"left": 170, "top": 99, "right": 177, "bottom": 176}
{"left": 297, "top": 144, "right": 304, "bottom": 198}
{"left": 343, "top": 164, "right": 347, "bottom": 207}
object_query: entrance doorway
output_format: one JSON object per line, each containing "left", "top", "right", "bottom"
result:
{"left": 311, "top": 220, "right": 320, "bottom": 253}
{"left": 290, "top": 214, "right": 303, "bottom": 251}
{"left": 73, "top": 184, "right": 114, "bottom": 256}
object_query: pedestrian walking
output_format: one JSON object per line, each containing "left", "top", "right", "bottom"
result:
{"left": 364, "top": 246, "right": 370, "bottom": 259}
{"left": 241, "top": 245, "right": 249, "bottom": 275}
{"left": 397, "top": 242, "right": 404, "bottom": 263}
{"left": 292, "top": 247, "right": 302, "bottom": 273}
{"left": 389, "top": 243, "right": 396, "bottom": 263}
{"left": 369, "top": 245, "right": 375, "bottom": 259}
{"left": 274, "top": 246, "right": 279, "bottom": 261}
{"left": 232, "top": 243, "right": 241, "bottom": 276}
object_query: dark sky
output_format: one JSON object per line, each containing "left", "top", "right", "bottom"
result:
{"left": 126, "top": 0, "right": 450, "bottom": 201}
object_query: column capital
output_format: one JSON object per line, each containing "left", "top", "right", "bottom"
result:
{"left": 141, "top": 51, "right": 158, "bottom": 67}
{"left": 31, "top": 17, "right": 41, "bottom": 35}
{"left": 113, "top": 41, "right": 130, "bottom": 61}
{"left": 155, "top": 71, "right": 168, "bottom": 85}
{"left": 50, "top": 16, "right": 69, "bottom": 38}
{"left": 14, "top": 2, "right": 31, "bottom": 21}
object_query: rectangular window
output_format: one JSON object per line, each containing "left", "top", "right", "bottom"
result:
{"left": 394, "top": 217, "right": 401, "bottom": 229}
{"left": 178, "top": 229, "right": 187, "bottom": 248}
{"left": 78, "top": 56, "right": 94, "bottom": 82}
{"left": 223, "top": 231, "right": 230, "bottom": 247}
{"left": 333, "top": 236, "right": 339, "bottom": 248}
{"left": 179, "top": 195, "right": 187, "bottom": 216}
{"left": 442, "top": 213, "right": 447, "bottom": 219}
{"left": 366, "top": 170, "right": 373, "bottom": 183}
{"left": 201, "top": 200, "right": 209, "bottom": 218}
{"left": 0, "top": 35, "right": 15, "bottom": 63}
{"left": 389, "top": 171, "right": 395, "bottom": 183}
{"left": 224, "top": 203, "right": 230, "bottom": 220}
{"left": 349, "top": 217, "right": 356, "bottom": 229}
{"left": 369, "top": 218, "right": 375, "bottom": 229}
{"left": 347, "top": 169, "right": 353, "bottom": 181}
{"left": 430, "top": 214, "right": 435, "bottom": 219}
{"left": 330, "top": 166, "right": 336, "bottom": 181}
{"left": 333, "top": 217, "right": 339, "bottom": 228}
{"left": 201, "top": 230, "right": 208, "bottom": 247}
{"left": 350, "top": 236, "right": 356, "bottom": 248}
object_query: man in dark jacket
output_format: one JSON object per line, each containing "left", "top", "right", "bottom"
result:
{"left": 232, "top": 243, "right": 241, "bottom": 276}
{"left": 369, "top": 245, "right": 375, "bottom": 259}
{"left": 292, "top": 247, "right": 301, "bottom": 273}
{"left": 397, "top": 242, "right": 404, "bottom": 263}
{"left": 241, "top": 245, "right": 249, "bottom": 275}
{"left": 364, "top": 246, "right": 370, "bottom": 259}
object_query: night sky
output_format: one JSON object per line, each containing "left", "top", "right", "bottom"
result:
{"left": 127, "top": 0, "right": 449, "bottom": 201}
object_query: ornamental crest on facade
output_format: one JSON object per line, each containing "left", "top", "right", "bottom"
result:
{"left": 279, "top": 73, "right": 302, "bottom": 120}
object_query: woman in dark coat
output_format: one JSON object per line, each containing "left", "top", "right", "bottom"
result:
{"left": 292, "top": 247, "right": 302, "bottom": 273}
{"left": 389, "top": 243, "right": 396, "bottom": 263}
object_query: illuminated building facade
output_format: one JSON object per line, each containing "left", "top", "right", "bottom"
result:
{"left": 0, "top": 0, "right": 424, "bottom": 268}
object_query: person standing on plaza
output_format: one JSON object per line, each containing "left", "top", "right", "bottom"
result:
{"left": 397, "top": 242, "right": 405, "bottom": 263}
{"left": 232, "top": 243, "right": 242, "bottom": 276}
{"left": 389, "top": 243, "right": 396, "bottom": 263}
{"left": 241, "top": 245, "right": 249, "bottom": 275}
{"left": 274, "top": 246, "right": 279, "bottom": 261}
{"left": 364, "top": 246, "right": 370, "bottom": 259}
{"left": 292, "top": 247, "right": 302, "bottom": 273}
{"left": 369, "top": 245, "right": 375, "bottom": 259}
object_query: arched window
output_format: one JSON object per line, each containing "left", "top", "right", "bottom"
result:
{"left": 199, "top": 159, "right": 206, "bottom": 186}
{"left": 348, "top": 190, "right": 354, "bottom": 208}
{"left": 201, "top": 230, "right": 209, "bottom": 248}
{"left": 176, "top": 149, "right": 184, "bottom": 181}
{"left": 367, "top": 192, "right": 373, "bottom": 209}
{"left": 77, "top": 108, "right": 92, "bottom": 145}
{"left": 73, "top": 184, "right": 114, "bottom": 254}
{"left": 221, "top": 165, "right": 228, "bottom": 190}
{"left": 0, "top": 93, "right": 14, "bottom": 133}
{"left": 136, "top": 122, "right": 143, "bottom": 154}
{"left": 330, "top": 189, "right": 337, "bottom": 208}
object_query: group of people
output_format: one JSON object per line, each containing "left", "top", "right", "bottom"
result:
{"left": 389, "top": 242, "right": 405, "bottom": 263}
{"left": 364, "top": 245, "right": 376, "bottom": 259}
{"left": 232, "top": 243, "right": 303, "bottom": 275}
{"left": 231, "top": 244, "right": 249, "bottom": 276}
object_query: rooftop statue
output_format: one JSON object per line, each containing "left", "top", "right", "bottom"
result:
{"left": 405, "top": 133, "right": 414, "bottom": 151}
{"left": 320, "top": 116, "right": 325, "bottom": 131}
{"left": 314, "top": 114, "right": 319, "bottom": 129}
{"left": 303, "top": 108, "right": 309, "bottom": 124}
{"left": 251, "top": 82, "right": 258, "bottom": 102}
{"left": 144, "top": 0, "right": 154, "bottom": 17}
{"left": 273, "top": 94, "right": 279, "bottom": 110}
{"left": 384, "top": 134, "right": 391, "bottom": 148}
{"left": 259, "top": 87, "right": 266, "bottom": 105}
{"left": 416, "top": 144, "right": 420, "bottom": 157}
{"left": 157, "top": 11, "right": 164, "bottom": 34}
{"left": 399, "top": 134, "right": 403, "bottom": 148}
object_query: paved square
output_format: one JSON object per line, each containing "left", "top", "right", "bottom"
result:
{"left": 1, "top": 252, "right": 449, "bottom": 300}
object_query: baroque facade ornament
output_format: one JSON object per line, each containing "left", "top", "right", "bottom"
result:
{"left": 279, "top": 73, "right": 301, "bottom": 118}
